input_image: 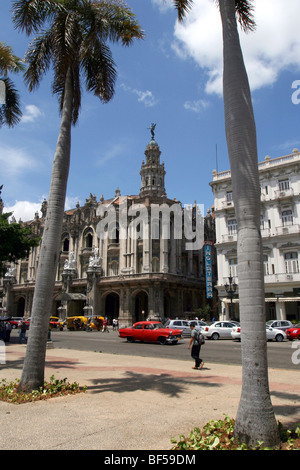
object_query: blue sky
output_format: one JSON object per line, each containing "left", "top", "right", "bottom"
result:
{"left": 1, "top": 0, "right": 300, "bottom": 222}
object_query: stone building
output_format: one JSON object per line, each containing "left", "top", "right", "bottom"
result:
{"left": 1, "top": 129, "right": 216, "bottom": 325}
{"left": 210, "top": 149, "right": 300, "bottom": 322}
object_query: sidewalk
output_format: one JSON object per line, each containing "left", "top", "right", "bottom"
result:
{"left": 1, "top": 342, "right": 300, "bottom": 450}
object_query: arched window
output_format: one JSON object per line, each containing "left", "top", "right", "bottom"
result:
{"left": 83, "top": 228, "right": 93, "bottom": 248}
{"left": 62, "top": 236, "right": 69, "bottom": 252}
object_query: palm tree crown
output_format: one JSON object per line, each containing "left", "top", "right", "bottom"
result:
{"left": 175, "top": 0, "right": 255, "bottom": 31}
{"left": 13, "top": 0, "right": 144, "bottom": 124}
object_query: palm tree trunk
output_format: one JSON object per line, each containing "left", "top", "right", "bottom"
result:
{"left": 19, "top": 68, "right": 73, "bottom": 392}
{"left": 219, "top": 0, "right": 279, "bottom": 447}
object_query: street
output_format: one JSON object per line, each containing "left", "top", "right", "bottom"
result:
{"left": 11, "top": 328, "right": 298, "bottom": 371}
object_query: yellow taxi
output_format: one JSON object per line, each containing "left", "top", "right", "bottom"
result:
{"left": 66, "top": 316, "right": 88, "bottom": 330}
{"left": 87, "top": 316, "right": 104, "bottom": 331}
{"left": 49, "top": 316, "right": 65, "bottom": 330}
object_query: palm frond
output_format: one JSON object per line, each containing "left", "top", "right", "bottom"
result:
{"left": 0, "top": 42, "right": 25, "bottom": 76}
{"left": 81, "top": 42, "right": 117, "bottom": 103}
{"left": 235, "top": 0, "right": 256, "bottom": 32}
{"left": 12, "top": 0, "right": 64, "bottom": 35}
{"left": 0, "top": 77, "right": 22, "bottom": 127}
{"left": 173, "top": 0, "right": 194, "bottom": 22}
{"left": 24, "top": 31, "right": 54, "bottom": 91}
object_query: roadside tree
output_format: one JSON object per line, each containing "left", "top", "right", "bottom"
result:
{"left": 173, "top": 0, "right": 279, "bottom": 447}
{"left": 12, "top": 0, "right": 143, "bottom": 393}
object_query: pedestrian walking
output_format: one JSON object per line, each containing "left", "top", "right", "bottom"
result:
{"left": 19, "top": 320, "right": 27, "bottom": 344}
{"left": 188, "top": 322, "right": 204, "bottom": 370}
{"left": 112, "top": 318, "right": 118, "bottom": 331}
{"left": 103, "top": 317, "right": 109, "bottom": 333}
{"left": 5, "top": 321, "right": 12, "bottom": 343}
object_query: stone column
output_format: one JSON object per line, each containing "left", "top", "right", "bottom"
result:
{"left": 276, "top": 300, "right": 286, "bottom": 321}
{"left": 119, "top": 288, "right": 132, "bottom": 327}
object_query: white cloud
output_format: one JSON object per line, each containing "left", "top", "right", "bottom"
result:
{"left": 4, "top": 200, "right": 42, "bottom": 222}
{"left": 184, "top": 98, "right": 210, "bottom": 113}
{"left": 65, "top": 196, "right": 81, "bottom": 210}
{"left": 0, "top": 144, "right": 38, "bottom": 177}
{"left": 4, "top": 196, "right": 81, "bottom": 222}
{"left": 151, "top": 0, "right": 173, "bottom": 14}
{"left": 155, "top": 0, "right": 300, "bottom": 95}
{"left": 121, "top": 84, "right": 158, "bottom": 107}
{"left": 21, "top": 104, "right": 44, "bottom": 123}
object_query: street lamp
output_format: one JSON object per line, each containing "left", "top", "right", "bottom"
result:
{"left": 224, "top": 270, "right": 237, "bottom": 320}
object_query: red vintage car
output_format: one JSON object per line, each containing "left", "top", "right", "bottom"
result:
{"left": 285, "top": 324, "right": 300, "bottom": 341}
{"left": 119, "top": 321, "right": 182, "bottom": 345}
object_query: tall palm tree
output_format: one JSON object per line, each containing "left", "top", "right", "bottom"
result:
{"left": 12, "top": 0, "right": 143, "bottom": 393}
{"left": 173, "top": 0, "right": 279, "bottom": 447}
{"left": 0, "top": 41, "right": 24, "bottom": 127}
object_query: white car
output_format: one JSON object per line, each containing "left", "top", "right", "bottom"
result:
{"left": 164, "top": 319, "right": 191, "bottom": 336}
{"left": 231, "top": 325, "right": 287, "bottom": 342}
{"left": 202, "top": 321, "right": 238, "bottom": 340}
{"left": 266, "top": 320, "right": 293, "bottom": 332}
{"left": 188, "top": 320, "right": 207, "bottom": 331}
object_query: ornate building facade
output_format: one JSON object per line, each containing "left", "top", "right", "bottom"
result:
{"left": 1, "top": 129, "right": 216, "bottom": 325}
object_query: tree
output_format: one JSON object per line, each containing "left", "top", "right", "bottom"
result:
{"left": 0, "top": 41, "right": 24, "bottom": 127}
{"left": 173, "top": 0, "right": 279, "bottom": 447}
{"left": 12, "top": 0, "right": 143, "bottom": 393}
{"left": 0, "top": 186, "right": 39, "bottom": 277}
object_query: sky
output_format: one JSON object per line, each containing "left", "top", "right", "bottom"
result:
{"left": 1, "top": 0, "right": 300, "bottom": 222}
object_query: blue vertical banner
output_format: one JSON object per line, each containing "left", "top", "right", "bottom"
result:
{"left": 204, "top": 243, "right": 213, "bottom": 299}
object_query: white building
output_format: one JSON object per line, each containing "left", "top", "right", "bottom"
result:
{"left": 210, "top": 149, "right": 300, "bottom": 322}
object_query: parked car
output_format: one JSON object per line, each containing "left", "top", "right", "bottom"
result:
{"left": 285, "top": 324, "right": 300, "bottom": 341}
{"left": 164, "top": 319, "right": 190, "bottom": 336}
{"left": 188, "top": 320, "right": 207, "bottom": 331}
{"left": 266, "top": 320, "right": 293, "bottom": 332}
{"left": 231, "top": 325, "right": 287, "bottom": 342}
{"left": 119, "top": 321, "right": 182, "bottom": 344}
{"left": 202, "top": 321, "right": 238, "bottom": 340}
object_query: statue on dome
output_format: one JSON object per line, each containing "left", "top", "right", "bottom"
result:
{"left": 148, "top": 122, "right": 156, "bottom": 140}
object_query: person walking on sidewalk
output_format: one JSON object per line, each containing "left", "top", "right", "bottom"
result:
{"left": 19, "top": 320, "right": 27, "bottom": 344}
{"left": 188, "top": 322, "right": 204, "bottom": 370}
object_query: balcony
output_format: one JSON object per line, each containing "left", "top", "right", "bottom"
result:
{"left": 264, "top": 272, "right": 300, "bottom": 284}
{"left": 220, "top": 233, "right": 237, "bottom": 244}
{"left": 275, "top": 224, "right": 300, "bottom": 237}
{"left": 274, "top": 188, "right": 294, "bottom": 200}
{"left": 221, "top": 200, "right": 234, "bottom": 210}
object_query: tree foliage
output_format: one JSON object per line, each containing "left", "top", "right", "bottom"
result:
{"left": 0, "top": 41, "right": 24, "bottom": 127}
{"left": 0, "top": 193, "right": 40, "bottom": 277}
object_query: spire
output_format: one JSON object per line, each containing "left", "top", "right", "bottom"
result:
{"left": 140, "top": 124, "right": 166, "bottom": 197}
